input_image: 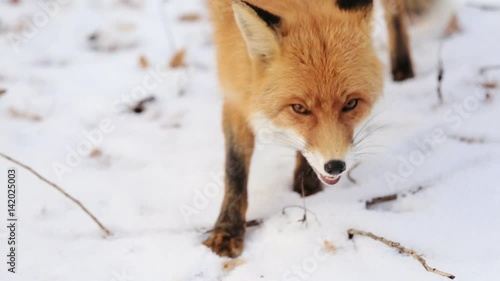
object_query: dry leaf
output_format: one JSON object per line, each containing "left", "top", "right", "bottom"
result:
{"left": 482, "top": 81, "right": 498, "bottom": 89}
{"left": 222, "top": 259, "right": 246, "bottom": 272}
{"left": 0, "top": 88, "right": 6, "bottom": 96}
{"left": 8, "top": 107, "right": 41, "bottom": 122}
{"left": 178, "top": 13, "right": 201, "bottom": 22}
{"left": 89, "top": 149, "right": 102, "bottom": 158}
{"left": 139, "top": 55, "right": 149, "bottom": 69}
{"left": 169, "top": 48, "right": 186, "bottom": 68}
{"left": 323, "top": 240, "right": 336, "bottom": 253}
{"left": 116, "top": 22, "right": 136, "bottom": 32}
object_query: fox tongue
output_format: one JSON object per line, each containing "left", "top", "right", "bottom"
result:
{"left": 320, "top": 175, "right": 341, "bottom": 186}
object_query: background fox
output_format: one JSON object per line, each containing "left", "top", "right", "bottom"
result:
{"left": 382, "top": 0, "right": 461, "bottom": 80}
{"left": 204, "top": 0, "right": 458, "bottom": 257}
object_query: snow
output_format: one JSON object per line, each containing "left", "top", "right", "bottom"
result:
{"left": 0, "top": 0, "right": 499, "bottom": 280}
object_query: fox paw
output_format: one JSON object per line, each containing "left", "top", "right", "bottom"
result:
{"left": 392, "top": 59, "right": 415, "bottom": 82}
{"left": 203, "top": 229, "right": 244, "bottom": 258}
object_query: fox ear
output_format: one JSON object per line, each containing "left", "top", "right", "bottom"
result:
{"left": 232, "top": 0, "right": 281, "bottom": 62}
{"left": 337, "top": 0, "right": 373, "bottom": 11}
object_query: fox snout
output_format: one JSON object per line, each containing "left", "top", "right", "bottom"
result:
{"left": 324, "top": 160, "right": 346, "bottom": 175}
{"left": 314, "top": 159, "right": 347, "bottom": 186}
{"left": 302, "top": 149, "right": 350, "bottom": 186}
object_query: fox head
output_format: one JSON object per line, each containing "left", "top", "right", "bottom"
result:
{"left": 233, "top": 0, "right": 383, "bottom": 185}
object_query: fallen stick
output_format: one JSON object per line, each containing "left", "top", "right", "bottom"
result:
{"left": 130, "top": 96, "right": 156, "bottom": 114}
{"left": 448, "top": 135, "right": 485, "bottom": 144}
{"left": 365, "top": 194, "right": 398, "bottom": 208}
{"left": 0, "top": 152, "right": 111, "bottom": 237}
{"left": 364, "top": 186, "right": 426, "bottom": 209}
{"left": 347, "top": 162, "right": 361, "bottom": 184}
{"left": 348, "top": 228, "right": 455, "bottom": 279}
{"left": 282, "top": 205, "right": 321, "bottom": 226}
{"left": 436, "top": 41, "right": 445, "bottom": 105}
{"left": 467, "top": 3, "right": 500, "bottom": 11}
{"left": 479, "top": 65, "right": 500, "bottom": 75}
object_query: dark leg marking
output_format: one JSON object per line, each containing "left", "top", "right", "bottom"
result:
{"left": 390, "top": 9, "right": 415, "bottom": 81}
{"left": 204, "top": 136, "right": 251, "bottom": 258}
{"left": 293, "top": 152, "right": 323, "bottom": 197}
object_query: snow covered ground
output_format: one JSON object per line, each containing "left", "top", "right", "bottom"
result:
{"left": 0, "top": 0, "right": 499, "bottom": 280}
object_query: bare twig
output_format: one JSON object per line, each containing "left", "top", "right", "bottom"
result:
{"left": 130, "top": 96, "right": 156, "bottom": 114}
{"left": 478, "top": 65, "right": 499, "bottom": 101}
{"left": 436, "top": 42, "right": 445, "bottom": 105}
{"left": 448, "top": 135, "right": 485, "bottom": 144}
{"left": 0, "top": 152, "right": 111, "bottom": 236}
{"left": 364, "top": 186, "right": 425, "bottom": 208}
{"left": 245, "top": 219, "right": 262, "bottom": 228}
{"left": 347, "top": 162, "right": 361, "bottom": 184}
{"left": 348, "top": 228, "right": 456, "bottom": 279}
{"left": 282, "top": 205, "right": 321, "bottom": 226}
{"left": 300, "top": 178, "right": 308, "bottom": 226}
{"left": 407, "top": 185, "right": 425, "bottom": 195}
{"left": 448, "top": 135, "right": 500, "bottom": 144}
{"left": 365, "top": 194, "right": 398, "bottom": 208}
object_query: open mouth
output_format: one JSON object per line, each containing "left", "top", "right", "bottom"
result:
{"left": 310, "top": 167, "right": 342, "bottom": 186}
{"left": 319, "top": 174, "right": 341, "bottom": 186}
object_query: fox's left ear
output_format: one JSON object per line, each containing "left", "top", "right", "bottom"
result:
{"left": 232, "top": 0, "right": 281, "bottom": 63}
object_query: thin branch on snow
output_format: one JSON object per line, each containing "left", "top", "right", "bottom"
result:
{"left": 130, "top": 95, "right": 156, "bottom": 114}
{"left": 436, "top": 41, "right": 445, "bottom": 105}
{"left": 479, "top": 65, "right": 500, "bottom": 75}
{"left": 347, "top": 162, "right": 361, "bottom": 184}
{"left": 0, "top": 152, "right": 112, "bottom": 237}
{"left": 448, "top": 135, "right": 485, "bottom": 144}
{"left": 299, "top": 181, "right": 309, "bottom": 226}
{"left": 365, "top": 194, "right": 398, "bottom": 208}
{"left": 348, "top": 228, "right": 456, "bottom": 280}
{"left": 448, "top": 135, "right": 500, "bottom": 144}
{"left": 245, "top": 219, "right": 262, "bottom": 228}
{"left": 363, "top": 186, "right": 425, "bottom": 209}
{"left": 282, "top": 205, "right": 321, "bottom": 226}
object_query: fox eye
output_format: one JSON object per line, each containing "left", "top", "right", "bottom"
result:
{"left": 342, "top": 99, "right": 359, "bottom": 112}
{"left": 292, "top": 104, "right": 311, "bottom": 115}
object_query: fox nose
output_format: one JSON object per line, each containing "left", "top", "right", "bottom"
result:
{"left": 324, "top": 160, "right": 346, "bottom": 175}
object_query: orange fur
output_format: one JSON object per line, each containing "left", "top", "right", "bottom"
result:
{"left": 210, "top": 0, "right": 382, "bottom": 158}
{"left": 204, "top": 0, "right": 384, "bottom": 257}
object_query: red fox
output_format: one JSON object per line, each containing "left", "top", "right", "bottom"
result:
{"left": 204, "top": 0, "right": 456, "bottom": 257}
